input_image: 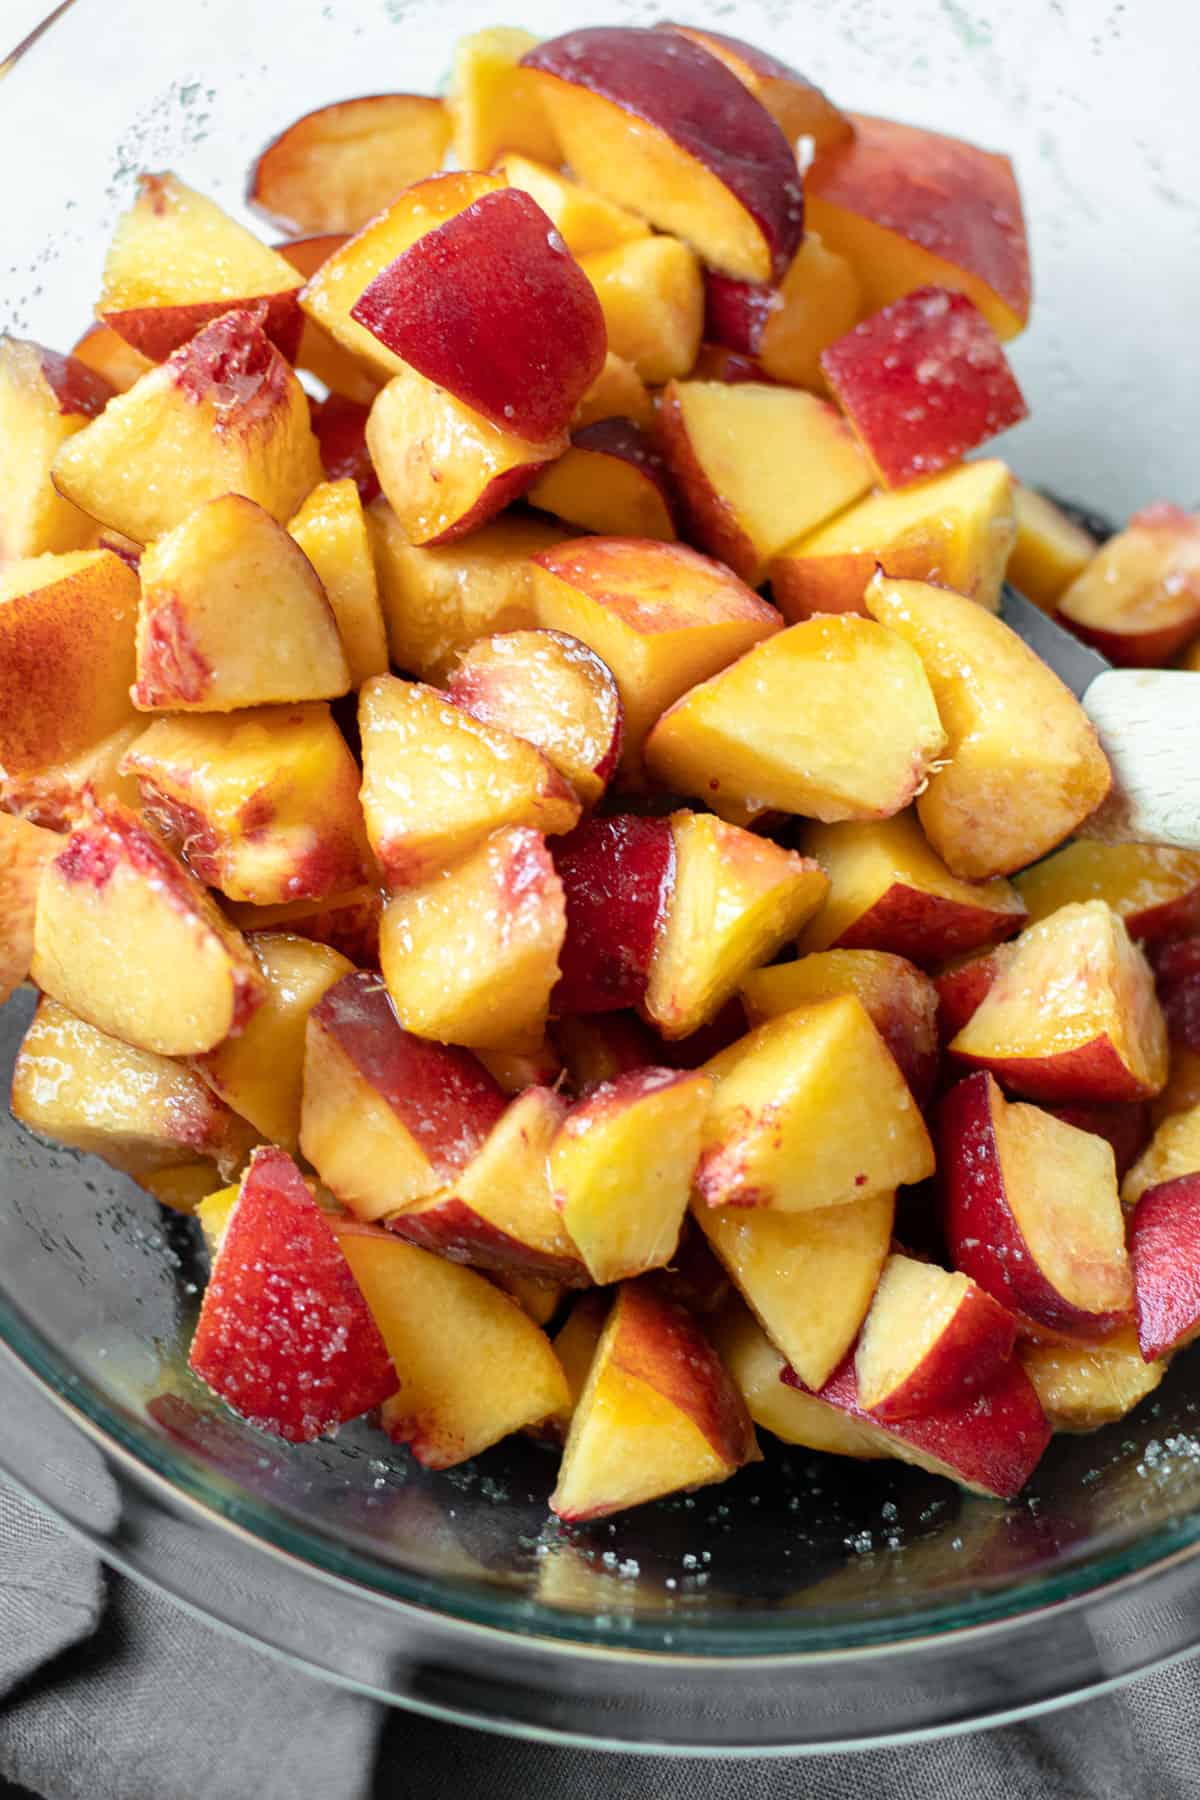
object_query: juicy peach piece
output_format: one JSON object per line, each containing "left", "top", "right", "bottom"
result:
{"left": 865, "top": 574, "right": 1112, "bottom": 879}
{"left": 0, "top": 815, "right": 59, "bottom": 1005}
{"left": 703, "top": 233, "right": 861, "bottom": 393}
{"left": 528, "top": 420, "right": 677, "bottom": 543}
{"left": 276, "top": 237, "right": 381, "bottom": 409}
{"left": 1008, "top": 484, "right": 1098, "bottom": 612}
{"left": 1014, "top": 841, "right": 1200, "bottom": 945}
{"left": 1129, "top": 1172, "right": 1200, "bottom": 1361}
{"left": 950, "top": 901, "right": 1167, "bottom": 1105}
{"left": 447, "top": 27, "right": 560, "bottom": 169}
{"left": 133, "top": 496, "right": 349, "bottom": 711}
{"left": 70, "top": 322, "right": 154, "bottom": 395}
{"left": 644, "top": 615, "right": 946, "bottom": 824}
{"left": 572, "top": 351, "right": 654, "bottom": 431}
{"left": 856, "top": 1252, "right": 1017, "bottom": 1421}
{"left": 52, "top": 308, "right": 321, "bottom": 544}
{"left": 1019, "top": 1326, "right": 1164, "bottom": 1432}
{"left": 645, "top": 812, "right": 829, "bottom": 1040}
{"left": 1058, "top": 502, "right": 1200, "bottom": 667}
{"left": 653, "top": 23, "right": 852, "bottom": 153}
{"left": 550, "top": 1068, "right": 712, "bottom": 1285}
{"left": 1122, "top": 1105, "right": 1200, "bottom": 1206}
{"left": 770, "top": 459, "right": 1015, "bottom": 621}
{"left": 251, "top": 95, "right": 451, "bottom": 235}
{"left": 223, "top": 887, "right": 381, "bottom": 969}
{"left": 0, "top": 723, "right": 143, "bottom": 833}
{"left": 358, "top": 674, "right": 579, "bottom": 887}
{"left": 549, "top": 1292, "right": 611, "bottom": 1433}
{"left": 713, "top": 1303, "right": 887, "bottom": 1459}
{"left": 288, "top": 479, "right": 388, "bottom": 686}
{"left": 1043, "top": 1100, "right": 1151, "bottom": 1182}
{"left": 31, "top": 801, "right": 265, "bottom": 1057}
{"left": 495, "top": 153, "right": 649, "bottom": 258}
{"left": 698, "top": 994, "right": 935, "bottom": 1211}
{"left": 550, "top": 1276, "right": 757, "bottom": 1521}
{"left": 656, "top": 381, "right": 871, "bottom": 584}
{"left": 551, "top": 813, "right": 675, "bottom": 1016}
{"left": 494, "top": 1270, "right": 569, "bottom": 1329}
{"left": 99, "top": 173, "right": 303, "bottom": 361}
{"left": 579, "top": 237, "right": 703, "bottom": 385}
{"left": 0, "top": 337, "right": 114, "bottom": 559}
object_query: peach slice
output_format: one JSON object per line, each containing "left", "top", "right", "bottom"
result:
{"left": 251, "top": 95, "right": 451, "bottom": 235}
{"left": 940, "top": 1071, "right": 1133, "bottom": 1338}
{"left": 300, "top": 969, "right": 507, "bottom": 1221}
{"left": 572, "top": 351, "right": 654, "bottom": 431}
{"left": 99, "top": 173, "right": 303, "bottom": 362}
{"left": 70, "top": 322, "right": 154, "bottom": 395}
{"left": 190, "top": 933, "right": 353, "bottom": 1151}
{"left": 335, "top": 1221, "right": 569, "bottom": 1467}
{"left": 551, "top": 814, "right": 675, "bottom": 1016}
{"left": 644, "top": 812, "right": 829, "bottom": 1040}
{"left": 949, "top": 901, "right": 1167, "bottom": 1104}
{"left": 550, "top": 1067, "right": 712, "bottom": 1285}
{"left": 1129, "top": 1173, "right": 1200, "bottom": 1360}
{"left": 770, "top": 459, "right": 1016, "bottom": 621}
{"left": 796, "top": 813, "right": 1027, "bottom": 965}
{"left": 494, "top": 1270, "right": 569, "bottom": 1329}
{"left": 1042, "top": 1100, "right": 1151, "bottom": 1182}
{"left": 1057, "top": 502, "right": 1200, "bottom": 667}
{"left": 578, "top": 237, "right": 703, "bottom": 385}
{"left": 549, "top": 1276, "right": 757, "bottom": 1521}
{"left": 652, "top": 23, "right": 852, "bottom": 154}
{"left": 703, "top": 233, "right": 862, "bottom": 394}
{"left": 288, "top": 479, "right": 388, "bottom": 686}
{"left": 644, "top": 615, "right": 946, "bottom": 824}
{"left": 655, "top": 381, "right": 871, "bottom": 584}
{"left": 0, "top": 337, "right": 114, "bottom": 560}
{"left": 1150, "top": 934, "right": 1200, "bottom": 1054}
{"left": 494, "top": 153, "right": 649, "bottom": 259}
{"left": 552, "top": 1011, "right": 658, "bottom": 1091}
{"left": 444, "top": 629, "right": 624, "bottom": 809}
{"left": 1008, "top": 484, "right": 1098, "bottom": 613}
{"left": 712, "top": 1304, "right": 887, "bottom": 1459}
{"left": 385, "top": 1086, "right": 586, "bottom": 1285}
{"left": 1122, "top": 1104, "right": 1200, "bottom": 1206}
{"left": 865, "top": 574, "right": 1112, "bottom": 879}
{"left": 855, "top": 1252, "right": 1017, "bottom": 1421}
{"left": 805, "top": 113, "right": 1031, "bottom": 341}
{"left": 528, "top": 421, "right": 677, "bottom": 543}
{"left": 523, "top": 28, "right": 803, "bottom": 284}
{"left": 133, "top": 496, "right": 349, "bottom": 711}
{"left": 530, "top": 537, "right": 780, "bottom": 776}
{"left": 0, "top": 815, "right": 60, "bottom": 1005}
{"left": 223, "top": 886, "right": 381, "bottom": 969}
{"left": 0, "top": 722, "right": 144, "bottom": 834}
{"left": 447, "top": 27, "right": 561, "bottom": 170}
{"left": 934, "top": 946, "right": 1022, "bottom": 1047}
{"left": 1019, "top": 1326, "right": 1164, "bottom": 1432}
{"left": 380, "top": 827, "right": 565, "bottom": 1053}
{"left": 695, "top": 1190, "right": 893, "bottom": 1391}
{"left": 358, "top": 674, "right": 580, "bottom": 888}
{"left": 740, "top": 948, "right": 939, "bottom": 1104}
{"left": 11, "top": 996, "right": 253, "bottom": 1180}
{"left": 1014, "top": 841, "right": 1200, "bottom": 945}
{"left": 698, "top": 994, "right": 935, "bottom": 1210}
{"left": 52, "top": 307, "right": 321, "bottom": 544}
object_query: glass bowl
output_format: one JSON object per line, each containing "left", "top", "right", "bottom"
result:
{"left": 3, "top": 0, "right": 1200, "bottom": 1754}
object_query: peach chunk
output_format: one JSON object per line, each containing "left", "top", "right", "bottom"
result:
{"left": 190, "top": 933, "right": 353, "bottom": 1151}
{"left": 645, "top": 812, "right": 829, "bottom": 1040}
{"left": 1057, "top": 503, "right": 1200, "bottom": 667}
{"left": 307, "top": 388, "right": 380, "bottom": 489}
{"left": 530, "top": 537, "right": 780, "bottom": 775}
{"left": 656, "top": 381, "right": 871, "bottom": 584}
{"left": 1019, "top": 1327, "right": 1164, "bottom": 1432}
{"left": 70, "top": 322, "right": 154, "bottom": 395}
{"left": 358, "top": 674, "right": 579, "bottom": 888}
{"left": 385, "top": 1086, "right": 586, "bottom": 1286}
{"left": 712, "top": 1304, "right": 887, "bottom": 1459}
{"left": 335, "top": 1221, "right": 569, "bottom": 1467}
{"left": 523, "top": 28, "right": 803, "bottom": 284}
{"left": 644, "top": 615, "right": 946, "bottom": 824}
{"left": 447, "top": 27, "right": 561, "bottom": 169}
{"left": 551, "top": 813, "right": 675, "bottom": 1015}
{"left": 578, "top": 237, "right": 703, "bottom": 385}
{"left": 694, "top": 1189, "right": 893, "bottom": 1391}
{"left": 949, "top": 901, "right": 1167, "bottom": 1104}
{"left": 52, "top": 308, "right": 321, "bottom": 544}
{"left": 855, "top": 1252, "right": 1017, "bottom": 1421}
{"left": 0, "top": 723, "right": 143, "bottom": 834}
{"left": 300, "top": 970, "right": 507, "bottom": 1221}
{"left": 548, "top": 1292, "right": 611, "bottom": 1435}
{"left": 550, "top": 1276, "right": 757, "bottom": 1521}
{"left": 276, "top": 235, "right": 381, "bottom": 409}
{"left": 0, "top": 815, "right": 60, "bottom": 1005}
{"left": 98, "top": 172, "right": 303, "bottom": 362}
{"left": 805, "top": 113, "right": 1031, "bottom": 340}
{"left": 1122, "top": 1104, "right": 1200, "bottom": 1207}
{"left": 865, "top": 574, "right": 1112, "bottom": 879}
{"left": 572, "top": 351, "right": 654, "bottom": 431}
{"left": 444, "top": 629, "right": 624, "bottom": 809}
{"left": 1008, "top": 484, "right": 1098, "bottom": 613}
{"left": 223, "top": 887, "right": 381, "bottom": 969}
{"left": 550, "top": 1068, "right": 712, "bottom": 1285}
{"left": 528, "top": 421, "right": 677, "bottom": 543}
{"left": 1014, "top": 841, "right": 1200, "bottom": 945}
{"left": 133, "top": 496, "right": 349, "bottom": 711}
{"left": 288, "top": 479, "right": 388, "bottom": 686}
{"left": 1129, "top": 1172, "right": 1200, "bottom": 1361}
{"left": 770, "top": 459, "right": 1016, "bottom": 621}
{"left": 495, "top": 153, "right": 650, "bottom": 259}
{"left": 703, "top": 234, "right": 862, "bottom": 394}
{"left": 251, "top": 95, "right": 451, "bottom": 235}
{"left": 11, "top": 996, "right": 253, "bottom": 1180}
{"left": 697, "top": 994, "right": 935, "bottom": 1211}
{"left": 380, "top": 827, "right": 565, "bottom": 1053}
{"left": 652, "top": 23, "right": 852, "bottom": 153}
{"left": 0, "top": 337, "right": 114, "bottom": 560}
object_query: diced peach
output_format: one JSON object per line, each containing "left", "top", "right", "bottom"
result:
{"left": 1019, "top": 1326, "right": 1164, "bottom": 1432}
{"left": 549, "top": 1292, "right": 611, "bottom": 1435}
{"left": 856, "top": 1251, "right": 1017, "bottom": 1421}
{"left": 288, "top": 479, "right": 388, "bottom": 686}
{"left": 0, "top": 815, "right": 60, "bottom": 1005}
{"left": 0, "top": 722, "right": 143, "bottom": 833}
{"left": 150, "top": 1163, "right": 242, "bottom": 1217}
{"left": 865, "top": 574, "right": 1112, "bottom": 879}
{"left": 1057, "top": 502, "right": 1200, "bottom": 667}
{"left": 712, "top": 1303, "right": 887, "bottom": 1459}
{"left": 276, "top": 239, "right": 382, "bottom": 410}
{"left": 495, "top": 152, "right": 649, "bottom": 258}
{"left": 223, "top": 886, "right": 381, "bottom": 968}
{"left": 251, "top": 95, "right": 451, "bottom": 235}
{"left": 1008, "top": 483, "right": 1098, "bottom": 612}
{"left": 653, "top": 23, "right": 852, "bottom": 154}
{"left": 644, "top": 615, "right": 946, "bottom": 824}
{"left": 578, "top": 237, "right": 703, "bottom": 385}
{"left": 552, "top": 1011, "right": 658, "bottom": 1091}
{"left": 572, "top": 351, "right": 654, "bottom": 431}
{"left": 1122, "top": 1105, "right": 1200, "bottom": 1206}
{"left": 704, "top": 234, "right": 862, "bottom": 393}
{"left": 1149, "top": 935, "right": 1200, "bottom": 1054}
{"left": 70, "top": 322, "right": 154, "bottom": 395}
{"left": 1014, "top": 841, "right": 1200, "bottom": 946}
{"left": 698, "top": 994, "right": 935, "bottom": 1210}
{"left": 528, "top": 421, "right": 677, "bottom": 543}
{"left": 447, "top": 27, "right": 560, "bottom": 169}
{"left": 1129, "top": 1172, "right": 1200, "bottom": 1360}
{"left": 551, "top": 813, "right": 675, "bottom": 1016}
{"left": 1042, "top": 1100, "right": 1150, "bottom": 1181}
{"left": 0, "top": 337, "right": 114, "bottom": 560}
{"left": 493, "top": 1270, "right": 569, "bottom": 1328}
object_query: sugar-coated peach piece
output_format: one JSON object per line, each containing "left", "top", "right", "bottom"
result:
{"left": 865, "top": 574, "right": 1112, "bottom": 879}
{"left": 1122, "top": 1105, "right": 1200, "bottom": 1206}
{"left": 770, "top": 459, "right": 1015, "bottom": 621}
{"left": 644, "top": 615, "right": 946, "bottom": 824}
{"left": 1043, "top": 1100, "right": 1151, "bottom": 1182}
{"left": 32, "top": 801, "right": 265, "bottom": 1057}
{"left": 941, "top": 1071, "right": 1133, "bottom": 1338}
{"left": 300, "top": 970, "right": 507, "bottom": 1222}
{"left": 656, "top": 380, "right": 871, "bottom": 584}
{"left": 0, "top": 722, "right": 143, "bottom": 833}
{"left": 52, "top": 308, "right": 321, "bottom": 544}
{"left": 578, "top": 237, "right": 703, "bottom": 385}
{"left": 551, "top": 814, "right": 675, "bottom": 1016}
{"left": 698, "top": 994, "right": 935, "bottom": 1211}
{"left": 358, "top": 674, "right": 579, "bottom": 888}
{"left": 572, "top": 351, "right": 654, "bottom": 431}
{"left": 1129, "top": 1173, "right": 1200, "bottom": 1361}
{"left": 251, "top": 95, "right": 451, "bottom": 235}
{"left": 1019, "top": 1326, "right": 1164, "bottom": 1432}
{"left": 1014, "top": 841, "right": 1200, "bottom": 945}
{"left": 653, "top": 22, "right": 852, "bottom": 153}
{"left": 0, "top": 337, "right": 114, "bottom": 560}
{"left": 531, "top": 537, "right": 780, "bottom": 776}
{"left": 550, "top": 1068, "right": 712, "bottom": 1285}
{"left": 645, "top": 812, "right": 829, "bottom": 1040}
{"left": 704, "top": 234, "right": 861, "bottom": 393}
{"left": 806, "top": 113, "right": 1030, "bottom": 340}
{"left": 288, "top": 479, "right": 388, "bottom": 686}
{"left": 856, "top": 1252, "right": 1017, "bottom": 1421}
{"left": 447, "top": 27, "right": 560, "bottom": 169}
{"left": 70, "top": 322, "right": 154, "bottom": 395}
{"left": 528, "top": 420, "right": 677, "bottom": 543}
{"left": 1008, "top": 483, "right": 1098, "bottom": 612}
{"left": 1057, "top": 503, "right": 1200, "bottom": 667}
{"left": 224, "top": 886, "right": 381, "bottom": 969}
{"left": 712, "top": 1304, "right": 887, "bottom": 1459}
{"left": 695, "top": 1189, "right": 893, "bottom": 1392}
{"left": 495, "top": 153, "right": 649, "bottom": 259}
{"left": 552, "top": 1012, "right": 658, "bottom": 1091}
{"left": 550, "top": 1276, "right": 757, "bottom": 1521}
{"left": 0, "top": 815, "right": 60, "bottom": 1005}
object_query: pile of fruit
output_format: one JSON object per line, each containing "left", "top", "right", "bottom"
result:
{"left": 3, "top": 22, "right": 1200, "bottom": 1525}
